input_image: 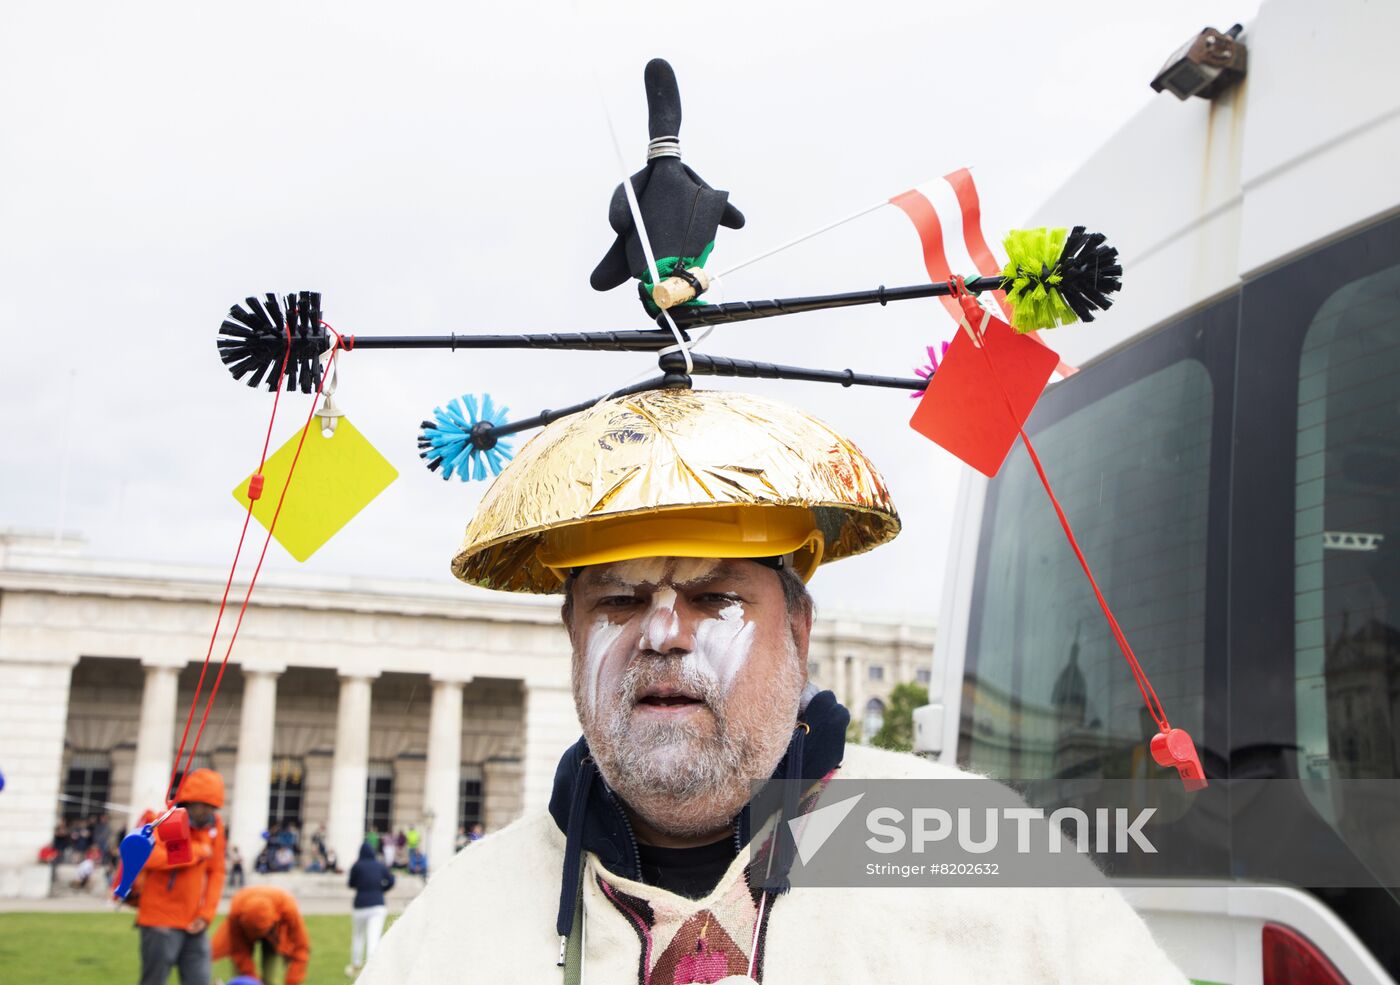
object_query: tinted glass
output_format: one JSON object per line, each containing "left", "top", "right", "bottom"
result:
{"left": 964, "top": 359, "right": 1212, "bottom": 779}
{"left": 1231, "top": 218, "right": 1400, "bottom": 977}
{"left": 1293, "top": 262, "right": 1400, "bottom": 783}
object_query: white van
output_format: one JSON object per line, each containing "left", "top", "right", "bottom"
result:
{"left": 917, "top": 2, "right": 1400, "bottom": 982}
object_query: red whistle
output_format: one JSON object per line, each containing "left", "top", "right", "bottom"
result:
{"left": 248, "top": 474, "right": 265, "bottom": 501}
{"left": 1150, "top": 728, "right": 1208, "bottom": 791}
{"left": 157, "top": 808, "right": 193, "bottom": 865}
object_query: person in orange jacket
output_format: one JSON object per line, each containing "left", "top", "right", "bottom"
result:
{"left": 135, "top": 768, "right": 227, "bottom": 985}
{"left": 212, "top": 885, "right": 312, "bottom": 985}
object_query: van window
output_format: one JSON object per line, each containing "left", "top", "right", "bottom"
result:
{"left": 1294, "top": 263, "right": 1400, "bottom": 782}
{"left": 960, "top": 297, "right": 1233, "bottom": 780}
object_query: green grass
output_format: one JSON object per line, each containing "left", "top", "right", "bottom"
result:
{"left": 0, "top": 911, "right": 397, "bottom": 984}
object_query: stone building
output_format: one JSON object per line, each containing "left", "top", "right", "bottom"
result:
{"left": 806, "top": 620, "right": 937, "bottom": 742}
{"left": 0, "top": 532, "right": 934, "bottom": 898}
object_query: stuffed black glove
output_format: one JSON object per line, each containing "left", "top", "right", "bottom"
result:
{"left": 590, "top": 58, "right": 745, "bottom": 296}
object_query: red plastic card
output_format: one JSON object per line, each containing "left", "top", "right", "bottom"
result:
{"left": 908, "top": 313, "right": 1060, "bottom": 476}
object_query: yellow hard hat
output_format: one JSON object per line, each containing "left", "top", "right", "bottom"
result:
{"left": 451, "top": 388, "right": 899, "bottom": 593}
{"left": 536, "top": 504, "right": 826, "bottom": 582}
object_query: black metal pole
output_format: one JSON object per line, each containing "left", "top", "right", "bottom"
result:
{"left": 348, "top": 330, "right": 680, "bottom": 353}
{"left": 659, "top": 352, "right": 926, "bottom": 392}
{"left": 665, "top": 275, "right": 1005, "bottom": 328}
{"left": 485, "top": 374, "right": 684, "bottom": 440}
{"left": 423, "top": 350, "right": 931, "bottom": 465}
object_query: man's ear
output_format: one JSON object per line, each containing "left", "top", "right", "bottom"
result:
{"left": 789, "top": 602, "right": 813, "bottom": 661}
{"left": 560, "top": 602, "right": 576, "bottom": 643}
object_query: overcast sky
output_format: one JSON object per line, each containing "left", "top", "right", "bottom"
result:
{"left": 0, "top": 1, "right": 1261, "bottom": 619}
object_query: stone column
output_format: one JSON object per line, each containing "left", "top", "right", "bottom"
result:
{"left": 230, "top": 666, "right": 281, "bottom": 861}
{"left": 422, "top": 676, "right": 466, "bottom": 872}
{"left": 0, "top": 655, "right": 78, "bottom": 898}
{"left": 482, "top": 758, "right": 524, "bottom": 832}
{"left": 326, "top": 673, "right": 376, "bottom": 869}
{"left": 521, "top": 682, "right": 579, "bottom": 816}
{"left": 131, "top": 660, "right": 182, "bottom": 812}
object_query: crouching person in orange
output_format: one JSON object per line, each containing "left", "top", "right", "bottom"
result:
{"left": 135, "top": 768, "right": 226, "bottom": 985}
{"left": 212, "top": 885, "right": 311, "bottom": 985}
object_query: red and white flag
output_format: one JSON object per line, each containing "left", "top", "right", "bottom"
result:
{"left": 889, "top": 169, "right": 1077, "bottom": 377}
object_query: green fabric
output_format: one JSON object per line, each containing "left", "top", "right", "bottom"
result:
{"left": 639, "top": 241, "right": 715, "bottom": 312}
{"left": 999, "top": 227, "right": 1076, "bottom": 333}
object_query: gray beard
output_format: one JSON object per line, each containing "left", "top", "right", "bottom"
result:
{"left": 584, "top": 640, "right": 804, "bottom": 838}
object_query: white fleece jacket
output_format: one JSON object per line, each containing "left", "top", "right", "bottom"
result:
{"left": 358, "top": 744, "right": 1188, "bottom": 984}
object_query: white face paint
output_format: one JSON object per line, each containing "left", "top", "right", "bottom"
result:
{"left": 666, "top": 557, "right": 728, "bottom": 586}
{"left": 571, "top": 556, "right": 806, "bottom": 836}
{"left": 606, "top": 557, "right": 674, "bottom": 585}
{"left": 584, "top": 616, "right": 626, "bottom": 718}
{"left": 640, "top": 588, "right": 679, "bottom": 652}
{"left": 688, "top": 599, "right": 756, "bottom": 690}
{"left": 577, "top": 558, "right": 760, "bottom": 717}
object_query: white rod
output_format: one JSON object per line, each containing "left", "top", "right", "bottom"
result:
{"left": 594, "top": 72, "right": 693, "bottom": 375}
{"left": 713, "top": 199, "right": 890, "bottom": 279}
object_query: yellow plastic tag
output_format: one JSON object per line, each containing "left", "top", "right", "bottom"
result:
{"left": 231, "top": 416, "right": 398, "bottom": 562}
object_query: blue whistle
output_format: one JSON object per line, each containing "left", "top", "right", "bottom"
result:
{"left": 114, "top": 824, "right": 155, "bottom": 899}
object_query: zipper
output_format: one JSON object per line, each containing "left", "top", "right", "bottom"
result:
{"left": 603, "top": 782, "right": 643, "bottom": 879}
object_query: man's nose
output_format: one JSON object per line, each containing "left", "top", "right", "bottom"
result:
{"left": 640, "top": 591, "right": 696, "bottom": 655}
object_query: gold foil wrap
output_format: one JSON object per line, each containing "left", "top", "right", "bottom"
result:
{"left": 452, "top": 388, "right": 900, "bottom": 593}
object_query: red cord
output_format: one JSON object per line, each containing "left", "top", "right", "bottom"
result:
{"left": 166, "top": 330, "right": 341, "bottom": 805}
{"left": 166, "top": 324, "right": 296, "bottom": 805}
{"left": 173, "top": 337, "right": 344, "bottom": 800}
{"left": 957, "top": 288, "right": 1171, "bottom": 734}
{"left": 1008, "top": 421, "right": 1170, "bottom": 733}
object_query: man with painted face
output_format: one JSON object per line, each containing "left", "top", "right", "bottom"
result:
{"left": 359, "top": 389, "right": 1187, "bottom": 984}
